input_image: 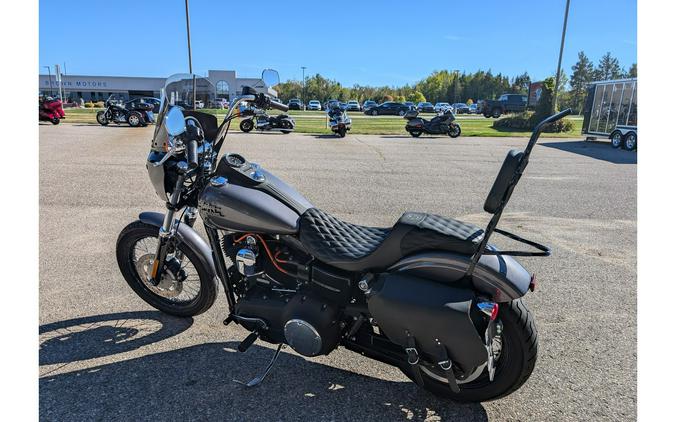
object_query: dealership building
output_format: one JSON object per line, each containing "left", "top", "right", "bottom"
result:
{"left": 38, "top": 69, "right": 274, "bottom": 102}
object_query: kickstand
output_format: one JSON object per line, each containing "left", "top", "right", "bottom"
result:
{"left": 233, "top": 344, "right": 283, "bottom": 388}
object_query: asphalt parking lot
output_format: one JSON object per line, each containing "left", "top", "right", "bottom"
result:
{"left": 39, "top": 123, "right": 636, "bottom": 421}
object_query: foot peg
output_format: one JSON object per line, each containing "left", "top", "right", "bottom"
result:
{"left": 233, "top": 344, "right": 283, "bottom": 388}
{"left": 237, "top": 331, "right": 259, "bottom": 353}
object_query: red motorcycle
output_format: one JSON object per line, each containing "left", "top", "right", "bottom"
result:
{"left": 39, "top": 97, "right": 65, "bottom": 125}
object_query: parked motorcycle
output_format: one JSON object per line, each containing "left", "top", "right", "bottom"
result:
{"left": 96, "top": 96, "right": 155, "bottom": 127}
{"left": 39, "top": 96, "right": 65, "bottom": 125}
{"left": 116, "top": 69, "right": 572, "bottom": 402}
{"left": 404, "top": 108, "right": 461, "bottom": 138}
{"left": 239, "top": 107, "right": 295, "bottom": 134}
{"left": 327, "top": 104, "right": 352, "bottom": 137}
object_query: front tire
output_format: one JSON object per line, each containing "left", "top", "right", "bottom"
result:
{"left": 240, "top": 119, "right": 254, "bottom": 133}
{"left": 96, "top": 111, "right": 109, "bottom": 126}
{"left": 371, "top": 109, "right": 378, "bottom": 116}
{"left": 116, "top": 221, "right": 217, "bottom": 317}
{"left": 403, "top": 299, "right": 537, "bottom": 402}
{"left": 610, "top": 131, "right": 623, "bottom": 148}
{"left": 51, "top": 117, "right": 60, "bottom": 125}
{"left": 448, "top": 124, "right": 461, "bottom": 138}
{"left": 492, "top": 108, "right": 502, "bottom": 118}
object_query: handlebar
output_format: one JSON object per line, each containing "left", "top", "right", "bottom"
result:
{"left": 526, "top": 108, "right": 572, "bottom": 153}
{"left": 187, "top": 139, "right": 198, "bottom": 169}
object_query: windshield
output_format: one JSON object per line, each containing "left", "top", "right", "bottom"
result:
{"left": 152, "top": 74, "right": 215, "bottom": 152}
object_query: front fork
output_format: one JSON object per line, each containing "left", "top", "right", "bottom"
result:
{"left": 149, "top": 172, "right": 197, "bottom": 285}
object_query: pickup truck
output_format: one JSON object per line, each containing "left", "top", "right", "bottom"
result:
{"left": 482, "top": 94, "right": 528, "bottom": 118}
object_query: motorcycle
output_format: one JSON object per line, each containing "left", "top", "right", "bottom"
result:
{"left": 39, "top": 96, "right": 65, "bottom": 125}
{"left": 327, "top": 104, "right": 352, "bottom": 137}
{"left": 239, "top": 107, "right": 295, "bottom": 134}
{"left": 96, "top": 96, "right": 155, "bottom": 127}
{"left": 404, "top": 108, "right": 461, "bottom": 138}
{"left": 116, "top": 69, "right": 572, "bottom": 402}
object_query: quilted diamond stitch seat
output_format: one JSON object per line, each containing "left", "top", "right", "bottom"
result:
{"left": 299, "top": 208, "right": 484, "bottom": 272}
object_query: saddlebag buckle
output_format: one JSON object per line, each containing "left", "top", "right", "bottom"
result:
{"left": 405, "top": 347, "right": 420, "bottom": 365}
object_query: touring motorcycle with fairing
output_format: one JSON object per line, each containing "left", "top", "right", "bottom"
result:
{"left": 116, "top": 70, "right": 571, "bottom": 402}
{"left": 97, "top": 96, "right": 155, "bottom": 127}
{"left": 239, "top": 106, "right": 295, "bottom": 134}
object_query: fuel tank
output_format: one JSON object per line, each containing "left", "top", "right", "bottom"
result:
{"left": 198, "top": 181, "right": 301, "bottom": 234}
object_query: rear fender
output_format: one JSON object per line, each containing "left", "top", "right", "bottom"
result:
{"left": 138, "top": 212, "right": 217, "bottom": 280}
{"left": 387, "top": 250, "right": 532, "bottom": 301}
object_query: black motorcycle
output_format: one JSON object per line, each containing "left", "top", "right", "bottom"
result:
{"left": 404, "top": 108, "right": 461, "bottom": 138}
{"left": 327, "top": 104, "right": 352, "bottom": 137}
{"left": 96, "top": 96, "right": 155, "bottom": 127}
{"left": 116, "top": 70, "right": 572, "bottom": 402}
{"left": 239, "top": 107, "right": 295, "bottom": 134}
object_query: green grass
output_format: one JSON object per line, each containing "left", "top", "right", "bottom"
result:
{"left": 61, "top": 108, "right": 583, "bottom": 138}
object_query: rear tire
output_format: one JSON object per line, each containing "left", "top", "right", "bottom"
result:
{"left": 371, "top": 109, "right": 378, "bottom": 116}
{"left": 116, "top": 221, "right": 217, "bottom": 317}
{"left": 128, "top": 112, "right": 142, "bottom": 127}
{"left": 96, "top": 111, "right": 109, "bottom": 126}
{"left": 402, "top": 299, "right": 538, "bottom": 402}
{"left": 240, "top": 119, "right": 254, "bottom": 133}
{"left": 624, "top": 132, "right": 637, "bottom": 151}
{"left": 51, "top": 117, "right": 60, "bottom": 125}
{"left": 410, "top": 130, "right": 422, "bottom": 138}
{"left": 492, "top": 108, "right": 502, "bottom": 118}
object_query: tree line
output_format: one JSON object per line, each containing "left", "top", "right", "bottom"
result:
{"left": 275, "top": 51, "right": 635, "bottom": 113}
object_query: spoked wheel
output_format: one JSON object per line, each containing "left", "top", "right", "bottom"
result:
{"left": 96, "top": 111, "right": 109, "bottom": 126}
{"left": 116, "top": 221, "right": 217, "bottom": 317}
{"left": 448, "top": 124, "right": 461, "bottom": 138}
{"left": 401, "top": 299, "right": 537, "bottom": 402}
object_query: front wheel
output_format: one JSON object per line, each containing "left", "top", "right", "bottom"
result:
{"left": 371, "top": 109, "right": 378, "bottom": 116}
{"left": 240, "top": 119, "right": 254, "bottom": 133}
{"left": 448, "top": 124, "right": 461, "bottom": 138}
{"left": 492, "top": 108, "right": 502, "bottom": 118}
{"left": 610, "top": 131, "right": 623, "bottom": 148}
{"left": 116, "top": 221, "right": 217, "bottom": 317}
{"left": 96, "top": 111, "right": 109, "bottom": 126}
{"left": 51, "top": 117, "right": 60, "bottom": 125}
{"left": 402, "top": 299, "right": 537, "bottom": 402}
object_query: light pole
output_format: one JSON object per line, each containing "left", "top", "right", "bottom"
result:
{"left": 553, "top": 0, "right": 571, "bottom": 112}
{"left": 185, "top": 0, "right": 196, "bottom": 110}
{"left": 301, "top": 66, "right": 306, "bottom": 110}
{"left": 44, "top": 66, "right": 53, "bottom": 96}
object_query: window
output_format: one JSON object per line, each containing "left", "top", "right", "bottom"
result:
{"left": 627, "top": 82, "right": 637, "bottom": 126}
{"left": 216, "top": 80, "right": 229, "bottom": 100}
{"left": 605, "top": 83, "right": 623, "bottom": 133}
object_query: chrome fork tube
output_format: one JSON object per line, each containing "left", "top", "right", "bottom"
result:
{"left": 150, "top": 173, "right": 186, "bottom": 284}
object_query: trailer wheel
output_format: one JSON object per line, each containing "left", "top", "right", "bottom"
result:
{"left": 623, "top": 132, "right": 637, "bottom": 151}
{"left": 610, "top": 131, "right": 623, "bottom": 149}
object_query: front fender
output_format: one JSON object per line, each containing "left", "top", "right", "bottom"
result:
{"left": 387, "top": 249, "right": 532, "bottom": 301}
{"left": 139, "top": 212, "right": 217, "bottom": 279}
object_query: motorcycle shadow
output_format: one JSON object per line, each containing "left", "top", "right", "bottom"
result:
{"left": 39, "top": 311, "right": 193, "bottom": 365}
{"left": 40, "top": 314, "right": 487, "bottom": 421}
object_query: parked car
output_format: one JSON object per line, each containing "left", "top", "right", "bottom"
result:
{"left": 453, "top": 103, "right": 470, "bottom": 114}
{"left": 363, "top": 100, "right": 378, "bottom": 111}
{"left": 129, "top": 97, "right": 161, "bottom": 113}
{"left": 417, "top": 102, "right": 435, "bottom": 113}
{"left": 208, "top": 98, "right": 229, "bottom": 109}
{"left": 468, "top": 104, "right": 478, "bottom": 114}
{"left": 482, "top": 94, "right": 528, "bottom": 118}
{"left": 288, "top": 98, "right": 303, "bottom": 110}
{"left": 364, "top": 102, "right": 411, "bottom": 116}
{"left": 307, "top": 100, "right": 322, "bottom": 111}
{"left": 434, "top": 102, "right": 451, "bottom": 113}
{"left": 326, "top": 99, "right": 340, "bottom": 110}
{"left": 346, "top": 100, "right": 361, "bottom": 111}
{"left": 403, "top": 101, "right": 416, "bottom": 111}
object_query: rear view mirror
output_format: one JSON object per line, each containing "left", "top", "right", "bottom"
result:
{"left": 262, "top": 69, "right": 280, "bottom": 87}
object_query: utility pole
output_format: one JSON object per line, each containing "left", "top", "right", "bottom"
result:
{"left": 44, "top": 66, "right": 53, "bottom": 96}
{"left": 553, "top": 0, "right": 571, "bottom": 112}
{"left": 301, "top": 66, "right": 306, "bottom": 110}
{"left": 185, "top": 0, "right": 196, "bottom": 110}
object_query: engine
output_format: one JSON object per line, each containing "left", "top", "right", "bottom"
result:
{"left": 223, "top": 233, "right": 353, "bottom": 357}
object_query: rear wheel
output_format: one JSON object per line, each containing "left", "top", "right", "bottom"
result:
{"left": 51, "top": 117, "right": 60, "bottom": 125}
{"left": 410, "top": 130, "right": 422, "bottom": 138}
{"left": 610, "top": 131, "right": 623, "bottom": 148}
{"left": 402, "top": 299, "right": 537, "bottom": 402}
{"left": 398, "top": 110, "right": 406, "bottom": 116}
{"left": 371, "top": 109, "right": 378, "bottom": 116}
{"left": 492, "top": 108, "right": 502, "bottom": 118}
{"left": 624, "top": 132, "right": 637, "bottom": 151}
{"left": 240, "top": 119, "right": 254, "bottom": 132}
{"left": 116, "top": 221, "right": 217, "bottom": 317}
{"left": 96, "top": 111, "right": 109, "bottom": 126}
{"left": 337, "top": 127, "right": 347, "bottom": 138}
{"left": 128, "top": 112, "right": 142, "bottom": 127}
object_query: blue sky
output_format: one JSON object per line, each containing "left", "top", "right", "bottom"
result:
{"left": 39, "top": 0, "right": 636, "bottom": 86}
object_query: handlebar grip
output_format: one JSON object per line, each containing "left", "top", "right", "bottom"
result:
{"left": 270, "top": 99, "right": 289, "bottom": 112}
{"left": 187, "top": 140, "right": 199, "bottom": 169}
